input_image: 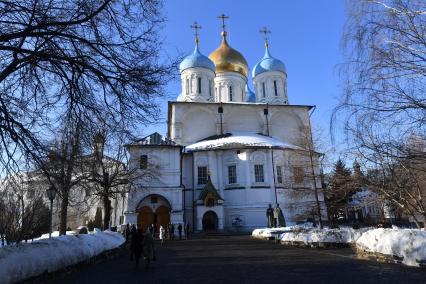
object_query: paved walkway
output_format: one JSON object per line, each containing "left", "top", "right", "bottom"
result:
{"left": 56, "top": 235, "right": 425, "bottom": 284}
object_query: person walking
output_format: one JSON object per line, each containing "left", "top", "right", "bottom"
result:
{"left": 177, "top": 223, "right": 183, "bottom": 240}
{"left": 159, "top": 225, "right": 165, "bottom": 246}
{"left": 185, "top": 223, "right": 190, "bottom": 240}
{"left": 130, "top": 229, "right": 144, "bottom": 269}
{"left": 170, "top": 223, "right": 175, "bottom": 240}
{"left": 143, "top": 229, "right": 155, "bottom": 269}
{"left": 124, "top": 224, "right": 130, "bottom": 243}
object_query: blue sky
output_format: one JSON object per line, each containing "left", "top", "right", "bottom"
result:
{"left": 148, "top": 0, "right": 347, "bottom": 155}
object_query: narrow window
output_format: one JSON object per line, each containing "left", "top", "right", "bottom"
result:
{"left": 209, "top": 80, "right": 212, "bottom": 97}
{"left": 262, "top": 82, "right": 266, "bottom": 97}
{"left": 228, "top": 165, "right": 237, "bottom": 184}
{"left": 276, "top": 165, "right": 283, "bottom": 184}
{"left": 198, "top": 77, "right": 201, "bottom": 94}
{"left": 274, "top": 80, "right": 278, "bottom": 96}
{"left": 140, "top": 155, "right": 148, "bottom": 169}
{"left": 229, "top": 86, "right": 233, "bottom": 101}
{"left": 254, "top": 164, "right": 264, "bottom": 183}
{"left": 293, "top": 167, "right": 304, "bottom": 184}
{"left": 198, "top": 166, "right": 208, "bottom": 185}
{"left": 186, "top": 79, "right": 189, "bottom": 95}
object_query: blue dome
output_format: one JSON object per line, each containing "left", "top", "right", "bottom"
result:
{"left": 252, "top": 47, "right": 286, "bottom": 77}
{"left": 245, "top": 85, "right": 256, "bottom": 103}
{"left": 179, "top": 45, "right": 215, "bottom": 73}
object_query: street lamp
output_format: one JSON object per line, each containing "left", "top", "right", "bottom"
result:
{"left": 46, "top": 185, "right": 57, "bottom": 239}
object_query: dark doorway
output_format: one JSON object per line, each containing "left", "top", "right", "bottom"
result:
{"left": 137, "top": 206, "right": 154, "bottom": 232}
{"left": 202, "top": 211, "right": 219, "bottom": 230}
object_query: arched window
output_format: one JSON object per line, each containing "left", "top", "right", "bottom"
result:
{"left": 274, "top": 80, "right": 278, "bottom": 96}
{"left": 262, "top": 82, "right": 266, "bottom": 97}
{"left": 186, "top": 78, "right": 189, "bottom": 95}
{"left": 198, "top": 77, "right": 202, "bottom": 94}
{"left": 209, "top": 80, "right": 212, "bottom": 97}
{"left": 229, "top": 86, "right": 233, "bottom": 101}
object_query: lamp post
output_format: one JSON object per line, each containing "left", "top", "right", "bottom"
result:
{"left": 46, "top": 186, "right": 57, "bottom": 239}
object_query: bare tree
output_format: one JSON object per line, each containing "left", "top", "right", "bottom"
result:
{"left": 82, "top": 131, "right": 160, "bottom": 230}
{"left": 334, "top": 0, "right": 426, "bottom": 226}
{"left": 0, "top": 0, "right": 176, "bottom": 177}
{"left": 0, "top": 172, "right": 49, "bottom": 244}
{"left": 43, "top": 120, "right": 86, "bottom": 235}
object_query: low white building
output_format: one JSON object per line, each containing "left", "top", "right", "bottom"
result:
{"left": 124, "top": 20, "right": 327, "bottom": 232}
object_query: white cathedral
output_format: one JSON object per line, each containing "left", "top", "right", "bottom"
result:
{"left": 124, "top": 18, "right": 327, "bottom": 232}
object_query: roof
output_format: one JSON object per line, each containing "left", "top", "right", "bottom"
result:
{"left": 185, "top": 132, "right": 302, "bottom": 152}
{"left": 180, "top": 45, "right": 215, "bottom": 73}
{"left": 127, "top": 132, "right": 179, "bottom": 147}
{"left": 198, "top": 179, "right": 223, "bottom": 201}
{"left": 252, "top": 47, "right": 286, "bottom": 77}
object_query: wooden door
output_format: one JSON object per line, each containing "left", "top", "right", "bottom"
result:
{"left": 138, "top": 206, "right": 153, "bottom": 232}
{"left": 155, "top": 206, "right": 170, "bottom": 229}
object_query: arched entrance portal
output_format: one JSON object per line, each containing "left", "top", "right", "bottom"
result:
{"left": 137, "top": 206, "right": 153, "bottom": 232}
{"left": 202, "top": 211, "right": 218, "bottom": 231}
{"left": 137, "top": 195, "right": 171, "bottom": 233}
{"left": 155, "top": 206, "right": 170, "bottom": 229}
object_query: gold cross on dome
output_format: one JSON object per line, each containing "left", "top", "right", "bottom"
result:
{"left": 217, "top": 13, "right": 229, "bottom": 32}
{"left": 260, "top": 27, "right": 271, "bottom": 48}
{"left": 190, "top": 21, "right": 202, "bottom": 45}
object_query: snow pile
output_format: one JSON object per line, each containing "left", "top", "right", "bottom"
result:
{"left": 252, "top": 223, "right": 314, "bottom": 239}
{"left": 186, "top": 132, "right": 302, "bottom": 152}
{"left": 0, "top": 231, "right": 124, "bottom": 284}
{"left": 35, "top": 230, "right": 77, "bottom": 241}
{"left": 280, "top": 227, "right": 369, "bottom": 244}
{"left": 356, "top": 228, "right": 426, "bottom": 267}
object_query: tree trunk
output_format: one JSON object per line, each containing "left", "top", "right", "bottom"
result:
{"left": 59, "top": 193, "right": 69, "bottom": 235}
{"left": 102, "top": 190, "right": 110, "bottom": 230}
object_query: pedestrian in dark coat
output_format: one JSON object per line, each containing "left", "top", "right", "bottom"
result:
{"left": 143, "top": 229, "right": 155, "bottom": 269}
{"left": 130, "top": 229, "right": 144, "bottom": 269}
{"left": 185, "top": 223, "right": 190, "bottom": 240}
{"left": 125, "top": 224, "right": 130, "bottom": 243}
{"left": 170, "top": 223, "right": 175, "bottom": 240}
{"left": 178, "top": 223, "right": 183, "bottom": 240}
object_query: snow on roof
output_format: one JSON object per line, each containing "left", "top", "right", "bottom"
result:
{"left": 185, "top": 132, "right": 302, "bottom": 152}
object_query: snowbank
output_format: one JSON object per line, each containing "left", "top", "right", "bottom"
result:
{"left": 252, "top": 224, "right": 314, "bottom": 239}
{"left": 0, "top": 231, "right": 125, "bottom": 284}
{"left": 356, "top": 228, "right": 426, "bottom": 267}
{"left": 253, "top": 225, "right": 426, "bottom": 267}
{"left": 280, "top": 227, "right": 369, "bottom": 244}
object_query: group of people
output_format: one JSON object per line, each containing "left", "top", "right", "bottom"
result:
{"left": 124, "top": 222, "right": 192, "bottom": 269}
{"left": 125, "top": 224, "right": 156, "bottom": 270}
{"left": 266, "top": 203, "right": 286, "bottom": 228}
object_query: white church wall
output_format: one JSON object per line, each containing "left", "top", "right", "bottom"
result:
{"left": 178, "top": 106, "right": 217, "bottom": 145}
{"left": 127, "top": 146, "right": 181, "bottom": 188}
{"left": 223, "top": 106, "right": 263, "bottom": 133}
{"left": 170, "top": 102, "right": 312, "bottom": 149}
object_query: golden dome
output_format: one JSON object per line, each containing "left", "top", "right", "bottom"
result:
{"left": 208, "top": 32, "right": 249, "bottom": 77}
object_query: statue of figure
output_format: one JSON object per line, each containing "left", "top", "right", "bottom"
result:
{"left": 273, "top": 205, "right": 280, "bottom": 228}
{"left": 273, "top": 204, "right": 286, "bottom": 228}
{"left": 277, "top": 204, "right": 286, "bottom": 227}
{"left": 266, "top": 204, "right": 274, "bottom": 228}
